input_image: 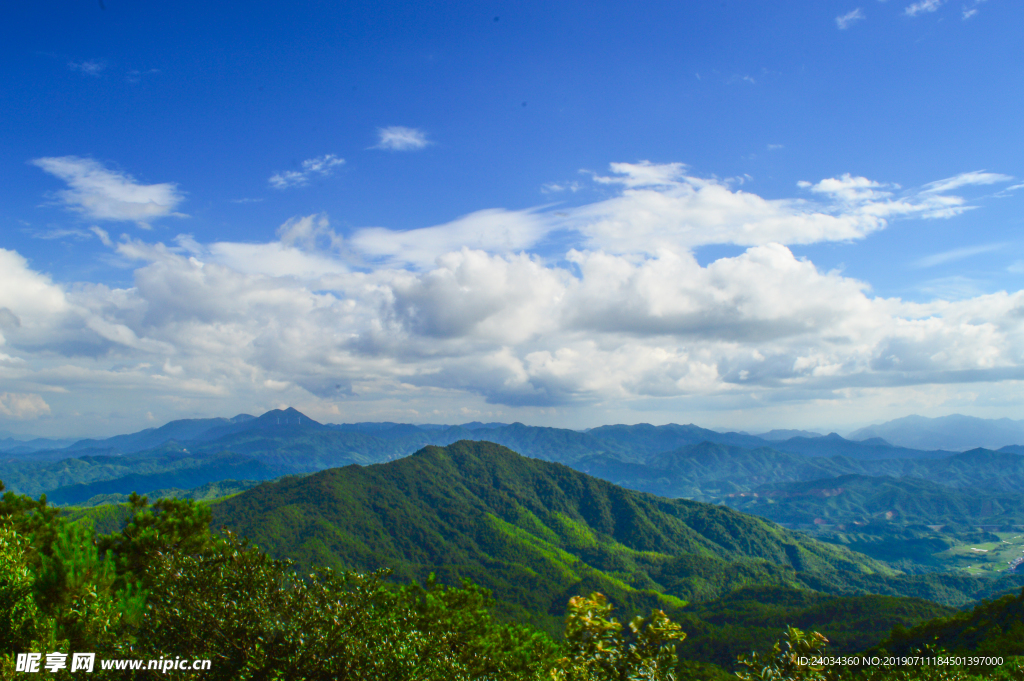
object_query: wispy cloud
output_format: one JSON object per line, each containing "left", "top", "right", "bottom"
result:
{"left": 373, "top": 126, "right": 431, "bottom": 151}
{"left": 836, "top": 8, "right": 866, "bottom": 29}
{"left": 31, "top": 156, "right": 185, "bottom": 227}
{"left": 767, "top": 144, "right": 784, "bottom": 151}
{"left": 68, "top": 59, "right": 106, "bottom": 76}
{"left": 541, "top": 181, "right": 583, "bottom": 194}
{"left": 126, "top": 68, "right": 160, "bottom": 84}
{"left": 912, "top": 242, "right": 1006, "bottom": 268}
{"left": 268, "top": 154, "right": 345, "bottom": 189}
{"left": 24, "top": 228, "right": 94, "bottom": 241}
{"left": 920, "top": 171, "right": 1014, "bottom": 194}
{"left": 962, "top": 0, "right": 987, "bottom": 19}
{"left": 905, "top": 0, "right": 943, "bottom": 16}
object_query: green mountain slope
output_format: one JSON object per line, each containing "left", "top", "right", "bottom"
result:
{"left": 678, "top": 585, "right": 955, "bottom": 667}
{"left": 874, "top": 587, "right": 1024, "bottom": 657}
{"left": 209, "top": 441, "right": 916, "bottom": 630}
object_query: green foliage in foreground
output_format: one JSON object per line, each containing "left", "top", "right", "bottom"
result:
{"left": 4, "top": 477, "right": 1024, "bottom": 680}
{"left": 0, "top": 482, "right": 686, "bottom": 680}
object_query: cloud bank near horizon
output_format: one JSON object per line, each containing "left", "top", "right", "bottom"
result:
{"left": 3, "top": 161, "right": 1021, "bottom": 433}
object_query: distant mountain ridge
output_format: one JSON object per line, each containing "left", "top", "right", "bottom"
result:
{"left": 65, "top": 413, "right": 256, "bottom": 454}
{"left": 1, "top": 407, "right": 1015, "bottom": 506}
{"left": 10, "top": 408, "right": 957, "bottom": 462}
{"left": 850, "top": 414, "right": 1024, "bottom": 451}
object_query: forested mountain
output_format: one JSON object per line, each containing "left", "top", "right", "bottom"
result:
{"left": 724, "top": 474, "right": 1024, "bottom": 527}
{"left": 874, "top": 587, "right": 1024, "bottom": 657}
{"left": 7, "top": 407, "right": 1024, "bottom": 589}
{"left": 210, "top": 441, "right": 879, "bottom": 626}
{"left": 210, "top": 441, "right": 1024, "bottom": 628}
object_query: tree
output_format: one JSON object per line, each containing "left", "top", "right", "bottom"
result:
{"left": 550, "top": 592, "right": 686, "bottom": 681}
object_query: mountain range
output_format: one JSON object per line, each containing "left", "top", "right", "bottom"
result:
{"left": 17, "top": 411, "right": 1024, "bottom": 670}
{"left": 849, "top": 414, "right": 1024, "bottom": 451}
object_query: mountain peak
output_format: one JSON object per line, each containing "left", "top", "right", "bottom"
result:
{"left": 256, "top": 407, "right": 320, "bottom": 427}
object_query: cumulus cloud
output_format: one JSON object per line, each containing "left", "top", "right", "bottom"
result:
{"left": 202, "top": 215, "right": 350, "bottom": 279}
{"left": 373, "top": 126, "right": 430, "bottom": 151}
{"left": 836, "top": 8, "right": 865, "bottom": 29}
{"left": 269, "top": 154, "right": 345, "bottom": 189}
{"left": 545, "top": 163, "right": 984, "bottom": 254}
{"left": 0, "top": 393, "right": 51, "bottom": 419}
{"left": 7, "top": 160, "right": 1024, "bottom": 431}
{"left": 31, "top": 157, "right": 185, "bottom": 227}
{"left": 351, "top": 208, "right": 549, "bottom": 268}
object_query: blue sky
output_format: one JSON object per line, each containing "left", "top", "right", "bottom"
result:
{"left": 2, "top": 0, "right": 1023, "bottom": 437}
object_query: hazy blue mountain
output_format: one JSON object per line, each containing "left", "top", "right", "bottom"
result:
{"left": 327, "top": 422, "right": 425, "bottom": 435}
{"left": 586, "top": 423, "right": 769, "bottom": 459}
{"left": 61, "top": 414, "right": 255, "bottom": 455}
{"left": 457, "top": 421, "right": 508, "bottom": 430}
{"left": 11, "top": 407, "right": 1020, "bottom": 505}
{"left": 0, "top": 436, "right": 78, "bottom": 453}
{"left": 850, "top": 414, "right": 1024, "bottom": 451}
{"left": 190, "top": 407, "right": 320, "bottom": 442}
{"left": 767, "top": 433, "right": 950, "bottom": 461}
{"left": 722, "top": 474, "right": 1024, "bottom": 527}
{"left": 44, "top": 452, "right": 281, "bottom": 505}
{"left": 570, "top": 442, "right": 1024, "bottom": 505}
{"left": 755, "top": 429, "right": 824, "bottom": 441}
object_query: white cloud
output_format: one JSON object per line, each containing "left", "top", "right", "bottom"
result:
{"left": 905, "top": 0, "right": 944, "bottom": 16}
{"left": 541, "top": 181, "right": 583, "bottom": 193}
{"left": 961, "top": 0, "right": 986, "bottom": 19}
{"left": 7, "top": 160, "right": 1024, "bottom": 432}
{"left": 68, "top": 60, "right": 105, "bottom": 76}
{"left": 269, "top": 154, "right": 345, "bottom": 189}
{"left": 920, "top": 171, "right": 1014, "bottom": 194}
{"left": 912, "top": 243, "right": 1006, "bottom": 268}
{"left": 26, "top": 228, "right": 94, "bottom": 241}
{"left": 836, "top": 8, "right": 866, "bottom": 29}
{"left": 31, "top": 156, "right": 185, "bottom": 227}
{"left": 205, "top": 214, "right": 350, "bottom": 279}
{"left": 555, "top": 164, "right": 983, "bottom": 254}
{"left": 351, "top": 208, "right": 549, "bottom": 268}
{"left": 373, "top": 126, "right": 430, "bottom": 151}
{"left": 90, "top": 227, "right": 114, "bottom": 247}
{"left": 0, "top": 393, "right": 51, "bottom": 420}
